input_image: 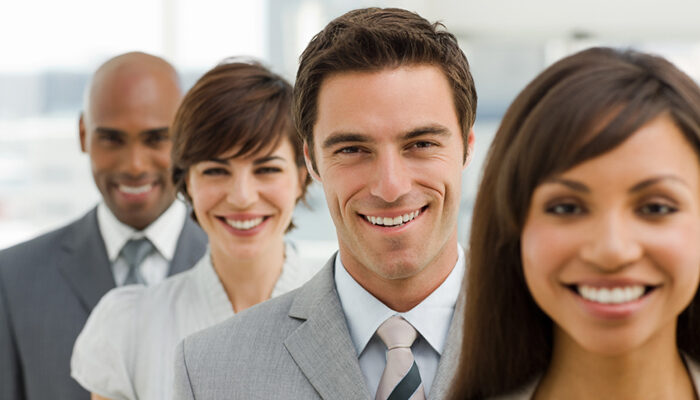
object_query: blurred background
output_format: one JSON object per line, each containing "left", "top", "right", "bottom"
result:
{"left": 2, "top": 0, "right": 700, "bottom": 262}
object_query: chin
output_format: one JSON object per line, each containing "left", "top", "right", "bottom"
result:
{"left": 565, "top": 328, "right": 653, "bottom": 358}
{"left": 372, "top": 259, "right": 423, "bottom": 280}
{"left": 227, "top": 245, "right": 262, "bottom": 261}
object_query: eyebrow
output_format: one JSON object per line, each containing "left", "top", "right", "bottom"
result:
{"left": 208, "top": 155, "right": 287, "bottom": 165}
{"left": 545, "top": 178, "right": 590, "bottom": 193}
{"left": 94, "top": 127, "right": 170, "bottom": 136}
{"left": 629, "top": 175, "right": 688, "bottom": 192}
{"left": 94, "top": 127, "right": 124, "bottom": 136}
{"left": 545, "top": 175, "right": 688, "bottom": 193}
{"left": 321, "top": 124, "right": 451, "bottom": 150}
{"left": 141, "top": 127, "right": 170, "bottom": 136}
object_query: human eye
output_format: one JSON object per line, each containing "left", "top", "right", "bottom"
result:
{"left": 637, "top": 201, "right": 678, "bottom": 217}
{"left": 255, "top": 166, "right": 282, "bottom": 174}
{"left": 97, "top": 131, "right": 123, "bottom": 145}
{"left": 144, "top": 131, "right": 170, "bottom": 147}
{"left": 409, "top": 140, "right": 438, "bottom": 150}
{"left": 334, "top": 146, "right": 365, "bottom": 155}
{"left": 544, "top": 201, "right": 586, "bottom": 216}
{"left": 202, "top": 167, "right": 229, "bottom": 176}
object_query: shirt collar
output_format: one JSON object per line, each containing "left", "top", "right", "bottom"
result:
{"left": 334, "top": 243, "right": 465, "bottom": 356}
{"left": 96, "top": 200, "right": 187, "bottom": 262}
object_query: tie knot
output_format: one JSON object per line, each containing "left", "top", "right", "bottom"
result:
{"left": 120, "top": 238, "right": 154, "bottom": 269}
{"left": 376, "top": 316, "right": 417, "bottom": 350}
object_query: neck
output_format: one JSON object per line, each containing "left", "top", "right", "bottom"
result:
{"left": 210, "top": 240, "right": 285, "bottom": 313}
{"left": 535, "top": 325, "right": 696, "bottom": 400}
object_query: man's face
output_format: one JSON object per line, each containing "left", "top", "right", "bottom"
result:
{"left": 80, "top": 71, "right": 181, "bottom": 230}
{"left": 309, "top": 65, "right": 473, "bottom": 298}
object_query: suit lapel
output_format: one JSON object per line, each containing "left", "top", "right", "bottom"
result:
{"left": 56, "top": 208, "right": 115, "bottom": 311}
{"left": 168, "top": 216, "right": 206, "bottom": 276}
{"left": 284, "top": 258, "right": 371, "bottom": 400}
{"left": 429, "top": 285, "right": 466, "bottom": 399}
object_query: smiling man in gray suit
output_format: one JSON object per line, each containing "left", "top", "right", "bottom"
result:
{"left": 174, "top": 7, "right": 476, "bottom": 400}
{"left": 0, "top": 52, "right": 207, "bottom": 400}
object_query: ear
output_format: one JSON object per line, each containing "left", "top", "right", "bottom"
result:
{"left": 303, "top": 141, "right": 321, "bottom": 182}
{"left": 462, "top": 128, "right": 475, "bottom": 170}
{"left": 184, "top": 170, "right": 192, "bottom": 201}
{"left": 79, "top": 113, "right": 88, "bottom": 153}
{"left": 296, "top": 165, "right": 309, "bottom": 199}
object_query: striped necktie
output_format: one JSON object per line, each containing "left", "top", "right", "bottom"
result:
{"left": 375, "top": 316, "right": 426, "bottom": 400}
{"left": 120, "top": 238, "right": 153, "bottom": 285}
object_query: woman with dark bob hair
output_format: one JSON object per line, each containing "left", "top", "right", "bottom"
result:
{"left": 71, "top": 59, "right": 315, "bottom": 400}
{"left": 451, "top": 47, "right": 700, "bottom": 399}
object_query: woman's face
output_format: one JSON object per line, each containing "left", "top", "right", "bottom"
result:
{"left": 521, "top": 114, "right": 700, "bottom": 356}
{"left": 186, "top": 138, "right": 305, "bottom": 261}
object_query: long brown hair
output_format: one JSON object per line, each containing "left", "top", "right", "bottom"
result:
{"left": 451, "top": 47, "right": 700, "bottom": 399}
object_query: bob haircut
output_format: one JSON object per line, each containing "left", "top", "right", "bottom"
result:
{"left": 451, "top": 47, "right": 700, "bottom": 399}
{"left": 171, "top": 59, "right": 310, "bottom": 230}
{"left": 293, "top": 7, "right": 477, "bottom": 172}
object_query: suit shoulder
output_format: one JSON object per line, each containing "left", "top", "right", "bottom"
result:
{"left": 183, "top": 288, "right": 301, "bottom": 352}
{"left": 0, "top": 218, "right": 85, "bottom": 270}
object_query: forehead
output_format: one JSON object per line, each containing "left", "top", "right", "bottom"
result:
{"left": 558, "top": 115, "right": 698, "bottom": 183}
{"left": 313, "top": 65, "right": 459, "bottom": 143}
{"left": 87, "top": 69, "right": 181, "bottom": 131}
{"left": 213, "top": 135, "right": 294, "bottom": 161}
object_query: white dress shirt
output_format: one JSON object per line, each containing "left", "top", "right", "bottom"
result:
{"left": 97, "top": 200, "right": 187, "bottom": 286}
{"left": 71, "top": 242, "right": 318, "bottom": 400}
{"left": 334, "top": 244, "right": 465, "bottom": 398}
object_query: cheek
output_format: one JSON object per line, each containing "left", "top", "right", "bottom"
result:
{"left": 189, "top": 184, "right": 220, "bottom": 220}
{"left": 321, "top": 175, "right": 347, "bottom": 205}
{"left": 275, "top": 185, "right": 298, "bottom": 215}
{"left": 261, "top": 177, "right": 300, "bottom": 216}
{"left": 153, "top": 145, "right": 173, "bottom": 169}
{"left": 89, "top": 149, "right": 117, "bottom": 173}
{"left": 521, "top": 222, "right": 566, "bottom": 275}
{"left": 521, "top": 221, "right": 580, "bottom": 299}
{"left": 647, "top": 221, "right": 700, "bottom": 299}
{"left": 323, "top": 164, "right": 369, "bottom": 201}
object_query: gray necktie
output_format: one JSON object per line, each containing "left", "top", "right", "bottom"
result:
{"left": 376, "top": 316, "right": 426, "bottom": 400}
{"left": 120, "top": 238, "right": 154, "bottom": 285}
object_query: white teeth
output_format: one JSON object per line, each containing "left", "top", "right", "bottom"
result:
{"left": 226, "top": 217, "right": 264, "bottom": 230}
{"left": 577, "top": 285, "right": 646, "bottom": 304}
{"left": 119, "top": 183, "right": 153, "bottom": 194}
{"left": 364, "top": 210, "right": 421, "bottom": 227}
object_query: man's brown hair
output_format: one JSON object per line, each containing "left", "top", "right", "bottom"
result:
{"left": 293, "top": 7, "right": 477, "bottom": 171}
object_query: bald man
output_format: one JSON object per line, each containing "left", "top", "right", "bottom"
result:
{"left": 0, "top": 52, "right": 207, "bottom": 400}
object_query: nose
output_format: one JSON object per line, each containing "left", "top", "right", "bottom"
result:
{"left": 227, "top": 172, "right": 258, "bottom": 208}
{"left": 579, "top": 212, "right": 643, "bottom": 271}
{"left": 123, "top": 143, "right": 148, "bottom": 177}
{"left": 369, "top": 151, "right": 412, "bottom": 203}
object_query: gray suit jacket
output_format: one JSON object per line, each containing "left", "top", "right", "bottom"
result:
{"left": 0, "top": 207, "right": 207, "bottom": 400}
{"left": 174, "top": 255, "right": 464, "bottom": 400}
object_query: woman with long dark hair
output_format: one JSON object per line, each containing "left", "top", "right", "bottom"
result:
{"left": 451, "top": 47, "right": 700, "bottom": 399}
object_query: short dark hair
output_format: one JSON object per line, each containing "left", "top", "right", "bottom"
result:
{"left": 293, "top": 7, "right": 477, "bottom": 172}
{"left": 451, "top": 47, "right": 700, "bottom": 399}
{"left": 171, "top": 59, "right": 310, "bottom": 229}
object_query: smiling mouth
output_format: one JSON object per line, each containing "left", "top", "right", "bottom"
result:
{"left": 223, "top": 216, "right": 266, "bottom": 230}
{"left": 568, "top": 284, "right": 657, "bottom": 305}
{"left": 118, "top": 183, "right": 155, "bottom": 195}
{"left": 362, "top": 206, "right": 426, "bottom": 228}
